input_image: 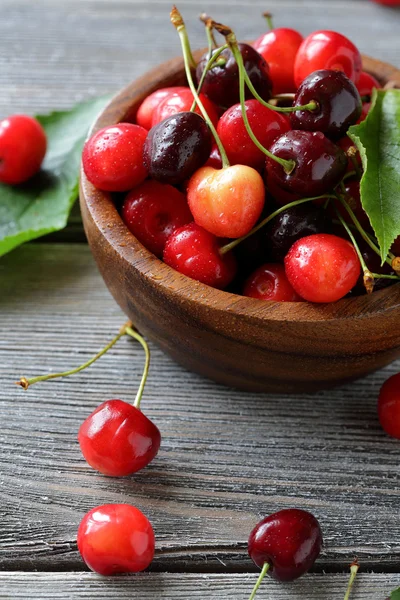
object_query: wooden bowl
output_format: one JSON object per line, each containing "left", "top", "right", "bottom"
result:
{"left": 79, "top": 53, "right": 400, "bottom": 393}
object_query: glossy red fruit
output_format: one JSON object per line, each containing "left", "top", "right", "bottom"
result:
{"left": 357, "top": 102, "right": 371, "bottom": 123}
{"left": 294, "top": 30, "right": 362, "bottom": 87}
{"left": 248, "top": 509, "right": 323, "bottom": 581}
{"left": 0, "top": 114, "right": 47, "bottom": 184}
{"left": 378, "top": 373, "right": 400, "bottom": 439}
{"left": 163, "top": 222, "right": 236, "bottom": 289}
{"left": 356, "top": 71, "right": 381, "bottom": 97}
{"left": 205, "top": 145, "right": 223, "bottom": 170}
{"left": 285, "top": 233, "right": 361, "bottom": 302}
{"left": 187, "top": 166, "right": 265, "bottom": 238}
{"left": 151, "top": 88, "right": 219, "bottom": 128}
{"left": 217, "top": 100, "right": 290, "bottom": 170}
{"left": 82, "top": 123, "right": 148, "bottom": 192}
{"left": 78, "top": 399, "right": 161, "bottom": 477}
{"left": 253, "top": 28, "right": 304, "bottom": 94}
{"left": 371, "top": 0, "right": 400, "bottom": 5}
{"left": 266, "top": 176, "right": 301, "bottom": 207}
{"left": 77, "top": 503, "right": 155, "bottom": 575}
{"left": 244, "top": 264, "right": 303, "bottom": 302}
{"left": 136, "top": 86, "right": 188, "bottom": 130}
{"left": 122, "top": 181, "right": 192, "bottom": 257}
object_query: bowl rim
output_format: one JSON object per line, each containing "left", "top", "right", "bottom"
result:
{"left": 80, "top": 52, "right": 400, "bottom": 324}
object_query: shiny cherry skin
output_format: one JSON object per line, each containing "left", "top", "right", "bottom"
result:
{"left": 78, "top": 399, "right": 161, "bottom": 477}
{"left": 77, "top": 503, "right": 155, "bottom": 575}
{"left": 136, "top": 86, "right": 188, "bottom": 130}
{"left": 266, "top": 176, "right": 301, "bottom": 207}
{"left": 143, "top": 112, "right": 212, "bottom": 185}
{"left": 290, "top": 70, "right": 362, "bottom": 139}
{"left": 217, "top": 99, "right": 290, "bottom": 170}
{"left": 205, "top": 145, "right": 223, "bottom": 170}
{"left": 294, "top": 30, "right": 362, "bottom": 87}
{"left": 196, "top": 43, "right": 272, "bottom": 110}
{"left": 82, "top": 123, "right": 148, "bottom": 192}
{"left": 285, "top": 233, "right": 361, "bottom": 302}
{"left": 357, "top": 71, "right": 380, "bottom": 97}
{"left": 378, "top": 373, "right": 400, "bottom": 439}
{"left": 266, "top": 203, "right": 332, "bottom": 261}
{"left": 335, "top": 178, "right": 370, "bottom": 229}
{"left": 163, "top": 222, "right": 236, "bottom": 289}
{"left": 151, "top": 88, "right": 219, "bottom": 129}
{"left": 265, "top": 130, "right": 347, "bottom": 197}
{"left": 248, "top": 509, "right": 323, "bottom": 581}
{"left": 122, "top": 181, "right": 192, "bottom": 257}
{"left": 187, "top": 165, "right": 265, "bottom": 239}
{"left": 253, "top": 28, "right": 303, "bottom": 94}
{"left": 244, "top": 264, "right": 303, "bottom": 302}
{"left": 0, "top": 115, "right": 47, "bottom": 184}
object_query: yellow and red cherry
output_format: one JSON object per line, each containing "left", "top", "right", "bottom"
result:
{"left": 136, "top": 86, "right": 188, "bottom": 130}
{"left": 244, "top": 264, "right": 303, "bottom": 302}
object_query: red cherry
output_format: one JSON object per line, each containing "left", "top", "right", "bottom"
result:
{"left": 253, "top": 28, "right": 304, "bottom": 94}
{"left": 370, "top": 0, "right": 400, "bottom": 5}
{"left": 77, "top": 503, "right": 155, "bottom": 575}
{"left": 285, "top": 233, "right": 361, "bottom": 302}
{"left": 163, "top": 222, "right": 237, "bottom": 289}
{"left": 136, "top": 86, "right": 188, "bottom": 130}
{"left": 248, "top": 509, "right": 323, "bottom": 582}
{"left": 205, "top": 145, "right": 223, "bottom": 170}
{"left": 336, "top": 178, "right": 370, "bottom": 229}
{"left": 82, "top": 123, "right": 148, "bottom": 192}
{"left": 217, "top": 100, "right": 290, "bottom": 171}
{"left": 294, "top": 30, "right": 362, "bottom": 87}
{"left": 187, "top": 166, "right": 265, "bottom": 238}
{"left": 266, "top": 176, "right": 301, "bottom": 207}
{"left": 151, "top": 88, "right": 219, "bottom": 128}
{"left": 0, "top": 115, "right": 47, "bottom": 184}
{"left": 357, "top": 102, "right": 371, "bottom": 123}
{"left": 243, "top": 264, "right": 303, "bottom": 302}
{"left": 356, "top": 71, "right": 381, "bottom": 97}
{"left": 78, "top": 399, "right": 161, "bottom": 477}
{"left": 337, "top": 136, "right": 361, "bottom": 172}
{"left": 121, "top": 180, "right": 192, "bottom": 257}
{"left": 378, "top": 373, "right": 400, "bottom": 439}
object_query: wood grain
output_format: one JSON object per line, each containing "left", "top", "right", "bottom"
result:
{"left": 1, "top": 245, "right": 400, "bottom": 570}
{"left": 0, "top": 572, "right": 399, "bottom": 599}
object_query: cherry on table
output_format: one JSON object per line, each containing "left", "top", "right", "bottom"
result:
{"left": 196, "top": 43, "right": 272, "bottom": 110}
{"left": 244, "top": 264, "right": 303, "bottom": 302}
{"left": 151, "top": 88, "right": 219, "bottom": 128}
{"left": 77, "top": 503, "right": 155, "bottom": 575}
{"left": 290, "top": 70, "right": 362, "bottom": 139}
{"left": 122, "top": 180, "right": 192, "bottom": 257}
{"left": 284, "top": 233, "right": 361, "bottom": 302}
{"left": 136, "top": 86, "right": 188, "bottom": 130}
{"left": 378, "top": 373, "right": 400, "bottom": 439}
{"left": 163, "top": 222, "right": 237, "bottom": 289}
{"left": 294, "top": 30, "right": 362, "bottom": 87}
{"left": 0, "top": 114, "right": 47, "bottom": 185}
{"left": 143, "top": 112, "right": 212, "bottom": 185}
{"left": 82, "top": 123, "right": 148, "bottom": 192}
{"left": 253, "top": 27, "right": 303, "bottom": 94}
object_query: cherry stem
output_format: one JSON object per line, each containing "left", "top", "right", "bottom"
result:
{"left": 248, "top": 562, "right": 270, "bottom": 600}
{"left": 343, "top": 560, "right": 360, "bottom": 600}
{"left": 220, "top": 194, "right": 337, "bottom": 255}
{"left": 224, "top": 28, "right": 295, "bottom": 174}
{"left": 200, "top": 13, "right": 218, "bottom": 49}
{"left": 125, "top": 326, "right": 150, "bottom": 410}
{"left": 16, "top": 321, "right": 133, "bottom": 390}
{"left": 192, "top": 44, "right": 228, "bottom": 110}
{"left": 346, "top": 145, "right": 362, "bottom": 179}
{"left": 171, "top": 6, "right": 230, "bottom": 169}
{"left": 263, "top": 12, "right": 274, "bottom": 31}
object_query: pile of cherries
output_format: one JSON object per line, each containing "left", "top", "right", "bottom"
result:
{"left": 82, "top": 8, "right": 400, "bottom": 303}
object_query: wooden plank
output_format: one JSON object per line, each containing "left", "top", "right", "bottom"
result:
{"left": 0, "top": 572, "right": 399, "bottom": 599}
{"left": 1, "top": 244, "right": 400, "bottom": 571}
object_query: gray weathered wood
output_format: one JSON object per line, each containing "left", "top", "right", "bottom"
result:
{"left": 1, "top": 245, "right": 400, "bottom": 571}
{"left": 0, "top": 572, "right": 399, "bottom": 599}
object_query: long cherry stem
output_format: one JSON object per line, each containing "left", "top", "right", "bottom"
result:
{"left": 220, "top": 194, "right": 337, "bottom": 255}
{"left": 248, "top": 563, "right": 270, "bottom": 600}
{"left": 171, "top": 6, "right": 230, "bottom": 168}
{"left": 343, "top": 561, "right": 360, "bottom": 600}
{"left": 263, "top": 12, "right": 274, "bottom": 31}
{"left": 125, "top": 326, "right": 150, "bottom": 409}
{"left": 335, "top": 208, "right": 374, "bottom": 293}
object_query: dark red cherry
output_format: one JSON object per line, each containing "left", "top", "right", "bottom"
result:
{"left": 266, "top": 203, "right": 332, "bottom": 261}
{"left": 163, "top": 222, "right": 236, "bottom": 289}
{"left": 78, "top": 399, "right": 161, "bottom": 477}
{"left": 266, "top": 176, "right": 301, "bottom": 207}
{"left": 244, "top": 263, "right": 303, "bottom": 302}
{"left": 122, "top": 180, "right": 192, "bottom": 257}
{"left": 392, "top": 236, "right": 400, "bottom": 256}
{"left": 334, "top": 178, "right": 370, "bottom": 229}
{"left": 248, "top": 508, "right": 323, "bottom": 581}
{"left": 205, "top": 145, "right": 223, "bottom": 170}
{"left": 196, "top": 43, "right": 272, "bottom": 110}
{"left": 265, "top": 130, "right": 348, "bottom": 197}
{"left": 352, "top": 239, "right": 396, "bottom": 294}
{"left": 290, "top": 70, "right": 362, "bottom": 139}
{"left": 378, "top": 373, "right": 400, "bottom": 439}
{"left": 143, "top": 112, "right": 212, "bottom": 185}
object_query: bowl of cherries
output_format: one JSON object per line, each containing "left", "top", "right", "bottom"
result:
{"left": 80, "top": 7, "right": 400, "bottom": 394}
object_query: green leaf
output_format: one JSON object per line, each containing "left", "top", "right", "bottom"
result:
{"left": 390, "top": 587, "right": 400, "bottom": 599}
{"left": 348, "top": 89, "right": 400, "bottom": 264}
{"left": 0, "top": 94, "right": 112, "bottom": 257}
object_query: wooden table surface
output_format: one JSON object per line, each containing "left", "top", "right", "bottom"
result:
{"left": 1, "top": 0, "right": 400, "bottom": 598}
